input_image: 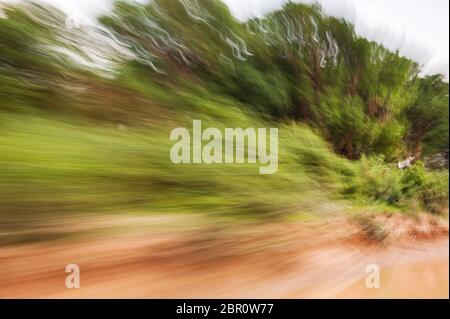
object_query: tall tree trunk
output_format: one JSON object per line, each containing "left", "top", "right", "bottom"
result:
{"left": 412, "top": 141, "right": 423, "bottom": 159}
{"left": 410, "top": 130, "right": 426, "bottom": 159}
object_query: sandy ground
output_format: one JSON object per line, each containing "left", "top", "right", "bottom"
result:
{"left": 0, "top": 214, "right": 448, "bottom": 298}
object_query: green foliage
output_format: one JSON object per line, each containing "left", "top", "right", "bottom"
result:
{"left": 406, "top": 75, "right": 449, "bottom": 157}
{"left": 344, "top": 157, "right": 448, "bottom": 213}
{"left": 0, "top": 0, "right": 448, "bottom": 234}
{"left": 95, "top": 0, "right": 440, "bottom": 160}
{"left": 0, "top": 112, "right": 351, "bottom": 226}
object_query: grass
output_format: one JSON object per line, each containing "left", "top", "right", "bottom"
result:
{"left": 0, "top": 108, "right": 448, "bottom": 242}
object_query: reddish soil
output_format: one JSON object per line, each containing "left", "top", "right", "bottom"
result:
{"left": 0, "top": 214, "right": 448, "bottom": 298}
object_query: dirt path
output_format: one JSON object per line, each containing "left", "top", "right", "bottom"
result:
{"left": 0, "top": 215, "right": 448, "bottom": 298}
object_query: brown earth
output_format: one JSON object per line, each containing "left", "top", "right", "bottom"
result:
{"left": 0, "top": 213, "right": 448, "bottom": 298}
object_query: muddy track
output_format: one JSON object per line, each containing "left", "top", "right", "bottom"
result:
{"left": 0, "top": 215, "right": 448, "bottom": 298}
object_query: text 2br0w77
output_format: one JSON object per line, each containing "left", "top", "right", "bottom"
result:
{"left": 219, "top": 303, "right": 274, "bottom": 314}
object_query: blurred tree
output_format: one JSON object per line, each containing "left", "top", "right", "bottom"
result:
{"left": 406, "top": 75, "right": 449, "bottom": 158}
{"left": 1, "top": 0, "right": 448, "bottom": 162}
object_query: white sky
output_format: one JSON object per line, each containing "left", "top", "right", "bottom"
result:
{"left": 2, "top": 0, "right": 449, "bottom": 78}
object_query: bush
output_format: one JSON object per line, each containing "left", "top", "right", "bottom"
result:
{"left": 344, "top": 157, "right": 449, "bottom": 213}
